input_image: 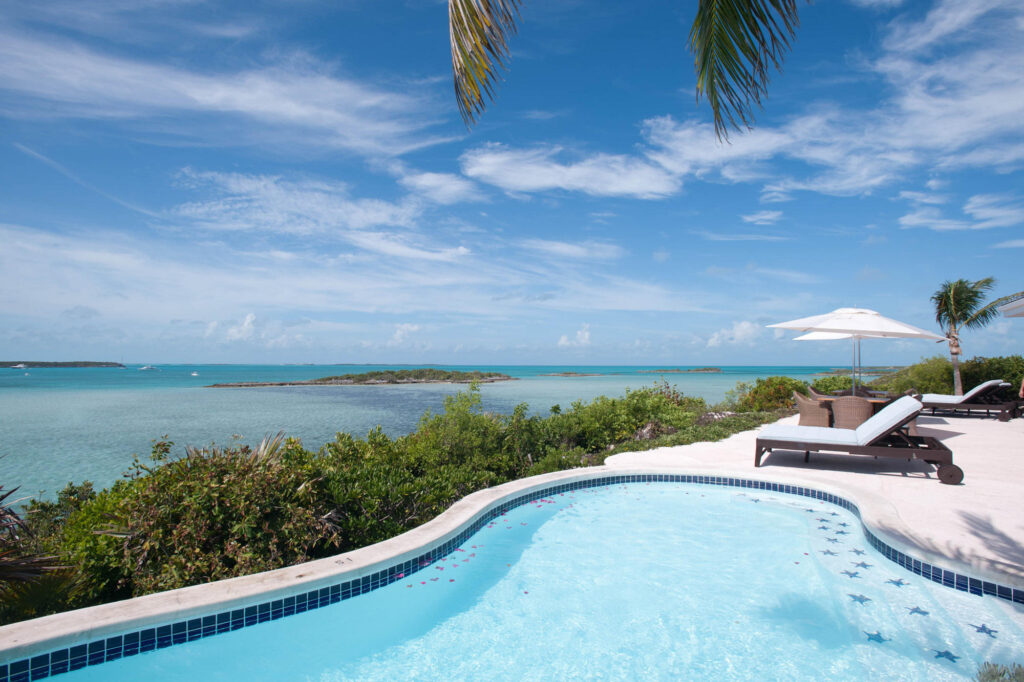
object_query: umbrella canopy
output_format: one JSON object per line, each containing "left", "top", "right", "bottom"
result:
{"left": 771, "top": 308, "right": 945, "bottom": 389}
{"left": 998, "top": 298, "right": 1024, "bottom": 318}
{"left": 769, "top": 307, "right": 946, "bottom": 340}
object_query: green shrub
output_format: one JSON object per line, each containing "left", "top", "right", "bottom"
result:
{"left": 810, "top": 375, "right": 853, "bottom": 394}
{"left": 869, "top": 356, "right": 953, "bottom": 395}
{"left": 736, "top": 377, "right": 808, "bottom": 412}
{"left": 961, "top": 356, "right": 1024, "bottom": 400}
{"left": 6, "top": 381, "right": 780, "bottom": 624}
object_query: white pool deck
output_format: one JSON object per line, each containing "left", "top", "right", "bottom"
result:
{"left": 2, "top": 412, "right": 1022, "bottom": 662}
{"left": 607, "top": 412, "right": 1024, "bottom": 584}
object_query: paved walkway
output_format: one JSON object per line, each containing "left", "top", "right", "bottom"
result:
{"left": 606, "top": 413, "right": 1024, "bottom": 587}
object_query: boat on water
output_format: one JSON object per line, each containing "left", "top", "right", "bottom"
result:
{"left": 139, "top": 365, "right": 158, "bottom": 371}
{"left": 11, "top": 363, "right": 27, "bottom": 369}
{"left": 191, "top": 371, "right": 199, "bottom": 376}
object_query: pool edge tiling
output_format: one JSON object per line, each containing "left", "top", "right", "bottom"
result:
{"left": 1, "top": 470, "right": 1022, "bottom": 682}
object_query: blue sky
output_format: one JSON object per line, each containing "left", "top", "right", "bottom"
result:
{"left": 0, "top": 0, "right": 1021, "bottom": 365}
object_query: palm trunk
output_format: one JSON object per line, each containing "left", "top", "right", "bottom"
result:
{"left": 950, "top": 352, "right": 963, "bottom": 396}
{"left": 947, "top": 328, "right": 963, "bottom": 396}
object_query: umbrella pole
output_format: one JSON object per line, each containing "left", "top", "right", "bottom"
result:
{"left": 851, "top": 337, "right": 857, "bottom": 392}
{"left": 857, "top": 338, "right": 862, "bottom": 390}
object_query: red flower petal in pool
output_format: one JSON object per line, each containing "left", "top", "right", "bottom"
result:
{"left": 396, "top": 572, "right": 404, "bottom": 578}
{"left": 430, "top": 578, "right": 438, "bottom": 582}
{"left": 449, "top": 579, "right": 455, "bottom": 582}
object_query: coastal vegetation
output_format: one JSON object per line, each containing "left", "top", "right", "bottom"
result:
{"left": 208, "top": 369, "right": 514, "bottom": 387}
{"left": 0, "top": 382, "right": 781, "bottom": 624}
{"left": 2, "top": 356, "right": 1019, "bottom": 625}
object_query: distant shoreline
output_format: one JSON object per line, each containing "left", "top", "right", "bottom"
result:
{"left": 637, "top": 368, "right": 722, "bottom": 374}
{"left": 208, "top": 369, "right": 516, "bottom": 388}
{"left": 1, "top": 361, "right": 125, "bottom": 368}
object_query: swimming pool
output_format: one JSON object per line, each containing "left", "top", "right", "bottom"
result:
{"left": 12, "top": 479, "right": 1021, "bottom": 681}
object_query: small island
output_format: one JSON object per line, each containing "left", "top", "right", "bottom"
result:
{"left": 637, "top": 367, "right": 722, "bottom": 374}
{"left": 539, "top": 371, "right": 604, "bottom": 377}
{"left": 208, "top": 368, "right": 516, "bottom": 388}
{"left": 1, "top": 361, "right": 125, "bottom": 368}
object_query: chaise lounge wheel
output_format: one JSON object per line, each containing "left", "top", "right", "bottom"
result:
{"left": 937, "top": 464, "right": 964, "bottom": 485}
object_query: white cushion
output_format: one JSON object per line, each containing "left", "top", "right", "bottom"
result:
{"left": 963, "top": 379, "right": 1005, "bottom": 400}
{"left": 759, "top": 424, "right": 860, "bottom": 446}
{"left": 923, "top": 379, "right": 1005, "bottom": 405}
{"left": 854, "top": 396, "right": 921, "bottom": 445}
{"left": 921, "top": 394, "right": 963, "bottom": 405}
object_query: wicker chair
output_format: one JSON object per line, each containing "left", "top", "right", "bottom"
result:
{"left": 831, "top": 396, "right": 874, "bottom": 429}
{"left": 794, "top": 391, "right": 832, "bottom": 427}
{"left": 807, "top": 386, "right": 831, "bottom": 401}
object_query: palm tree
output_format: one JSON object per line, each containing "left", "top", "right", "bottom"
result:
{"left": 449, "top": 0, "right": 801, "bottom": 139}
{"left": 931, "top": 279, "right": 1024, "bottom": 395}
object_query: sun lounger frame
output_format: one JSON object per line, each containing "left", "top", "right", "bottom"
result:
{"left": 755, "top": 409, "right": 962, "bottom": 484}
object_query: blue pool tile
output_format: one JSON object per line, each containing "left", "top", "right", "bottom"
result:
{"left": 87, "top": 641, "right": 104, "bottom": 666}
{"left": 1013, "top": 589, "right": 1024, "bottom": 604}
{"left": 9, "top": 659, "right": 29, "bottom": 682}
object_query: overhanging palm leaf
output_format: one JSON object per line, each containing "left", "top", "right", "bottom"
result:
{"left": 690, "top": 0, "right": 800, "bottom": 140}
{"left": 449, "top": 0, "right": 802, "bottom": 138}
{"left": 450, "top": 0, "right": 522, "bottom": 126}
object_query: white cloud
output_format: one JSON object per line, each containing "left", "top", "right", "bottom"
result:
{"left": 398, "top": 172, "right": 482, "bottom": 205}
{"left": 520, "top": 239, "right": 624, "bottom": 261}
{"left": 846, "top": 0, "right": 904, "bottom": 7}
{"left": 558, "top": 323, "right": 591, "bottom": 347}
{"left": 740, "top": 210, "right": 783, "bottom": 225}
{"left": 706, "top": 321, "right": 762, "bottom": 348}
{"left": 346, "top": 232, "right": 471, "bottom": 262}
{"left": 175, "top": 169, "right": 420, "bottom": 235}
{"left": 225, "top": 313, "right": 257, "bottom": 341}
{"left": 390, "top": 323, "right": 420, "bottom": 345}
{"left": 0, "top": 31, "right": 448, "bottom": 157}
{"left": 882, "top": 0, "right": 1017, "bottom": 54}
{"left": 460, "top": 143, "right": 680, "bottom": 199}
{"left": 652, "top": 249, "right": 670, "bottom": 263}
{"left": 899, "top": 194, "right": 1024, "bottom": 231}
{"left": 898, "top": 190, "right": 947, "bottom": 204}
{"left": 691, "top": 230, "right": 790, "bottom": 242}
{"left": 993, "top": 239, "right": 1024, "bottom": 248}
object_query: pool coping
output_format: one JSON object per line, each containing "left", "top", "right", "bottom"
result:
{"left": 1, "top": 465, "right": 1022, "bottom": 680}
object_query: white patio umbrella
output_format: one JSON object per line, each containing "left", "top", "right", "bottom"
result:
{"left": 792, "top": 331, "right": 879, "bottom": 386}
{"left": 998, "top": 297, "right": 1024, "bottom": 318}
{"left": 770, "top": 308, "right": 946, "bottom": 390}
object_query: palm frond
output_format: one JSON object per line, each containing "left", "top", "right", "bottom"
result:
{"left": 965, "top": 289, "right": 1024, "bottom": 329}
{"left": 449, "top": 0, "right": 522, "bottom": 127}
{"left": 690, "top": 0, "right": 800, "bottom": 140}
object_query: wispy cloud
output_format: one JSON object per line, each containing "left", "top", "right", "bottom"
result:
{"left": 740, "top": 210, "right": 783, "bottom": 225}
{"left": 691, "top": 230, "right": 790, "bottom": 242}
{"left": 520, "top": 239, "right": 625, "bottom": 260}
{"left": 397, "top": 172, "right": 483, "bottom": 205}
{"left": 993, "top": 239, "right": 1024, "bottom": 248}
{"left": 460, "top": 144, "right": 680, "bottom": 199}
{"left": 899, "top": 194, "right": 1024, "bottom": 231}
{"left": 0, "top": 31, "right": 449, "bottom": 157}
{"left": 13, "top": 143, "right": 160, "bottom": 217}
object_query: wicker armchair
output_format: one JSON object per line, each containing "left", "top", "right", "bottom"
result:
{"left": 794, "top": 391, "right": 832, "bottom": 427}
{"left": 807, "top": 386, "right": 831, "bottom": 401}
{"left": 831, "top": 396, "right": 874, "bottom": 429}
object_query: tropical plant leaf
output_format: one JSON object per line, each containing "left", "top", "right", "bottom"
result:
{"left": 689, "top": 0, "right": 801, "bottom": 140}
{"left": 449, "top": 0, "right": 522, "bottom": 126}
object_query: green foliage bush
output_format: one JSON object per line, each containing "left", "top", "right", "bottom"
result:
{"left": 869, "top": 356, "right": 954, "bottom": 395}
{"left": 961, "top": 356, "right": 1024, "bottom": 399}
{"left": 810, "top": 375, "right": 853, "bottom": 394}
{"left": 3, "top": 382, "right": 777, "bottom": 625}
{"left": 736, "top": 376, "right": 808, "bottom": 412}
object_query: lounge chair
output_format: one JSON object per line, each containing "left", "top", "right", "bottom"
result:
{"left": 755, "top": 396, "right": 961, "bottom": 484}
{"left": 794, "top": 391, "right": 831, "bottom": 427}
{"left": 921, "top": 379, "right": 1019, "bottom": 422}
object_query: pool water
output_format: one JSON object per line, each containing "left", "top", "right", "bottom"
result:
{"left": 61, "top": 483, "right": 1023, "bottom": 681}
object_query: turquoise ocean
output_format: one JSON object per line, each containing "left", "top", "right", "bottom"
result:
{"left": 0, "top": 364, "right": 833, "bottom": 500}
